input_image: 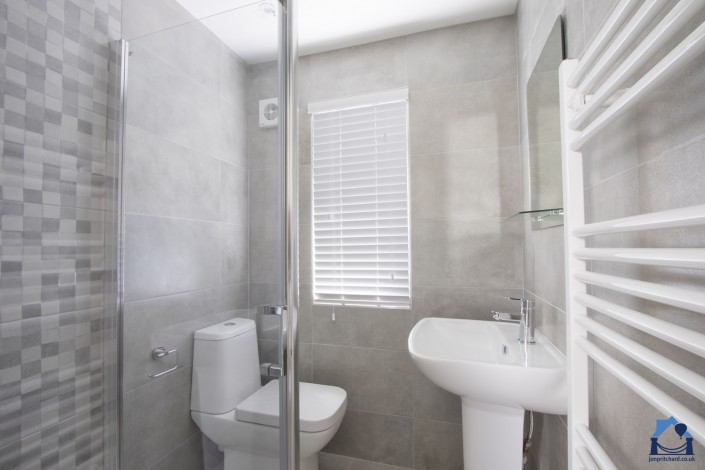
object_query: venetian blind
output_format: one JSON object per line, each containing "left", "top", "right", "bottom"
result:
{"left": 310, "top": 94, "right": 410, "bottom": 308}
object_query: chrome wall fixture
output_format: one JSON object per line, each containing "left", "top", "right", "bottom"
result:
{"left": 148, "top": 347, "right": 179, "bottom": 378}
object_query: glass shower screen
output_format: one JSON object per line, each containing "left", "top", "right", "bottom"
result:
{"left": 113, "top": 1, "right": 298, "bottom": 469}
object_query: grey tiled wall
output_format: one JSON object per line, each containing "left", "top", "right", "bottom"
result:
{"left": 0, "top": 0, "right": 121, "bottom": 468}
{"left": 283, "top": 17, "right": 524, "bottom": 470}
{"left": 119, "top": 1, "right": 250, "bottom": 469}
{"left": 517, "top": 1, "right": 705, "bottom": 469}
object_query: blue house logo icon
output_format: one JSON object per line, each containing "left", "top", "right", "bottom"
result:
{"left": 651, "top": 417, "right": 694, "bottom": 456}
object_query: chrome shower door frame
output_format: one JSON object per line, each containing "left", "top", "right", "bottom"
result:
{"left": 279, "top": 0, "right": 300, "bottom": 469}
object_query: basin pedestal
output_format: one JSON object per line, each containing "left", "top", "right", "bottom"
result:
{"left": 462, "top": 399, "right": 524, "bottom": 470}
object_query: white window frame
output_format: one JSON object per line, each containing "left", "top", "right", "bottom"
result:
{"left": 308, "top": 89, "right": 411, "bottom": 309}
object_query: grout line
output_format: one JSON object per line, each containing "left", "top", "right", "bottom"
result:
{"left": 585, "top": 132, "right": 705, "bottom": 189}
{"left": 409, "top": 144, "right": 522, "bottom": 158}
{"left": 524, "top": 289, "right": 567, "bottom": 314}
{"left": 144, "top": 430, "right": 202, "bottom": 470}
{"left": 409, "top": 74, "right": 519, "bottom": 95}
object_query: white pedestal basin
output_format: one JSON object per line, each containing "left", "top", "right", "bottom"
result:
{"left": 408, "top": 318, "right": 566, "bottom": 470}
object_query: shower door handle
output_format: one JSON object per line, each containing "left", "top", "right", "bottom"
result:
{"left": 257, "top": 305, "right": 288, "bottom": 378}
{"left": 258, "top": 305, "right": 286, "bottom": 317}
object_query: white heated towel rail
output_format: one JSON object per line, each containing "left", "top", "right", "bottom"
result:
{"left": 559, "top": 0, "right": 705, "bottom": 468}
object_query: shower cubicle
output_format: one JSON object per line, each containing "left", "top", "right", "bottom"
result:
{"left": 0, "top": 0, "right": 300, "bottom": 469}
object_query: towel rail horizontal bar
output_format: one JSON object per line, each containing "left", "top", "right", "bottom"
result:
{"left": 576, "top": 316, "right": 705, "bottom": 402}
{"left": 571, "top": 0, "right": 705, "bottom": 129}
{"left": 576, "top": 338, "right": 705, "bottom": 445}
{"left": 574, "top": 248, "right": 705, "bottom": 269}
{"left": 575, "top": 424, "right": 618, "bottom": 470}
{"left": 576, "top": 293, "right": 705, "bottom": 358}
{"left": 568, "top": 0, "right": 639, "bottom": 88}
{"left": 576, "top": 446, "right": 601, "bottom": 470}
{"left": 574, "top": 271, "right": 705, "bottom": 314}
{"left": 570, "top": 20, "right": 705, "bottom": 151}
{"left": 574, "top": 0, "right": 668, "bottom": 98}
{"left": 573, "top": 204, "right": 705, "bottom": 236}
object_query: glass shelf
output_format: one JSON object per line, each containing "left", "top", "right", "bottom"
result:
{"left": 507, "top": 208, "right": 564, "bottom": 229}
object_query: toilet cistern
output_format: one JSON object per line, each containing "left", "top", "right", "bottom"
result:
{"left": 491, "top": 297, "right": 536, "bottom": 344}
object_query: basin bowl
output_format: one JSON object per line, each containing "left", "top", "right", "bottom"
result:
{"left": 409, "top": 317, "right": 567, "bottom": 415}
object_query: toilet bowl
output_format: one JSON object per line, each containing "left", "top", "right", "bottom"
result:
{"left": 190, "top": 318, "right": 347, "bottom": 470}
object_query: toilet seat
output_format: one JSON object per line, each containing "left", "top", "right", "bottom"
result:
{"left": 236, "top": 381, "right": 347, "bottom": 432}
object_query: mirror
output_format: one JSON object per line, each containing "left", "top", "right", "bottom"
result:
{"left": 527, "top": 16, "right": 565, "bottom": 229}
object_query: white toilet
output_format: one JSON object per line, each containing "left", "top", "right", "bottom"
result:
{"left": 190, "top": 318, "right": 347, "bottom": 470}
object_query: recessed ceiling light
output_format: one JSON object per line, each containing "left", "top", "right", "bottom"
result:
{"left": 259, "top": 2, "right": 276, "bottom": 17}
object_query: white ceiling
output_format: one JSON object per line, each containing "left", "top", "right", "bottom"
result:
{"left": 176, "top": 0, "right": 518, "bottom": 64}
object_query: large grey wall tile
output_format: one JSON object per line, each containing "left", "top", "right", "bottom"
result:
{"left": 122, "top": 367, "right": 198, "bottom": 470}
{"left": 299, "top": 342, "right": 314, "bottom": 383}
{"left": 299, "top": 164, "right": 311, "bottom": 225}
{"left": 222, "top": 224, "right": 249, "bottom": 285}
{"left": 126, "top": 45, "right": 243, "bottom": 165}
{"left": 582, "top": 1, "right": 619, "bottom": 48}
{"left": 249, "top": 282, "right": 284, "bottom": 308}
{"left": 313, "top": 345, "right": 412, "bottom": 416}
{"left": 221, "top": 162, "right": 248, "bottom": 225}
{"left": 124, "top": 214, "right": 221, "bottom": 302}
{"left": 412, "top": 365, "right": 461, "bottom": 424}
{"left": 298, "top": 283, "right": 314, "bottom": 343}
{"left": 301, "top": 37, "right": 407, "bottom": 104}
{"left": 249, "top": 169, "right": 281, "bottom": 226}
{"left": 249, "top": 119, "right": 280, "bottom": 171}
{"left": 531, "top": 296, "right": 566, "bottom": 354}
{"left": 222, "top": 283, "right": 250, "bottom": 310}
{"left": 412, "top": 286, "right": 524, "bottom": 323}
{"left": 410, "top": 78, "right": 519, "bottom": 155}
{"left": 132, "top": 19, "right": 222, "bottom": 92}
{"left": 299, "top": 108, "right": 312, "bottom": 165}
{"left": 249, "top": 225, "right": 283, "bottom": 284}
{"left": 637, "top": 136, "right": 705, "bottom": 213}
{"left": 219, "top": 97, "right": 249, "bottom": 168}
{"left": 324, "top": 410, "right": 413, "bottom": 468}
{"left": 249, "top": 60, "right": 278, "bottom": 115}
{"left": 122, "top": 288, "right": 222, "bottom": 392}
{"left": 124, "top": 125, "right": 221, "bottom": 221}
{"left": 121, "top": 0, "right": 192, "bottom": 40}
{"left": 411, "top": 218, "right": 522, "bottom": 288}
{"left": 526, "top": 413, "right": 567, "bottom": 470}
{"left": 407, "top": 16, "right": 517, "bottom": 90}
{"left": 299, "top": 224, "right": 312, "bottom": 284}
{"left": 221, "top": 46, "right": 249, "bottom": 107}
{"left": 564, "top": 0, "right": 586, "bottom": 59}
{"left": 312, "top": 305, "right": 411, "bottom": 351}
{"left": 530, "top": 225, "right": 565, "bottom": 310}
{"left": 410, "top": 147, "right": 521, "bottom": 219}
{"left": 148, "top": 432, "right": 204, "bottom": 470}
{"left": 413, "top": 419, "right": 463, "bottom": 470}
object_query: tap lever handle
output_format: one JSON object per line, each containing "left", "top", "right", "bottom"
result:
{"left": 492, "top": 311, "right": 521, "bottom": 322}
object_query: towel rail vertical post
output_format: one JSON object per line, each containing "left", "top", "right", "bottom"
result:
{"left": 559, "top": 59, "right": 588, "bottom": 469}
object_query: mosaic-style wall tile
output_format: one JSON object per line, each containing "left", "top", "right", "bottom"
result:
{"left": 0, "top": 0, "right": 121, "bottom": 468}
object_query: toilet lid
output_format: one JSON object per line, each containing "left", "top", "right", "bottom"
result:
{"left": 235, "top": 381, "right": 347, "bottom": 432}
